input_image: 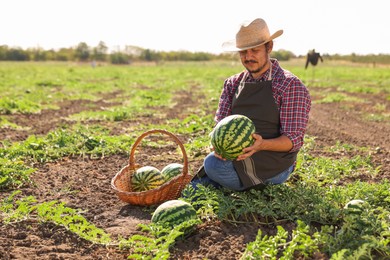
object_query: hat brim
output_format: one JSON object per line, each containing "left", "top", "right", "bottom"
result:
{"left": 222, "top": 30, "right": 283, "bottom": 52}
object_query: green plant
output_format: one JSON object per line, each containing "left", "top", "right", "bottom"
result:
{"left": 319, "top": 204, "right": 390, "bottom": 258}
{"left": 0, "top": 116, "right": 22, "bottom": 129}
{"left": 0, "top": 97, "right": 41, "bottom": 114}
{"left": 119, "top": 219, "right": 201, "bottom": 259}
{"left": 241, "top": 220, "right": 321, "bottom": 259}
{"left": 0, "top": 158, "right": 35, "bottom": 190}
{"left": 0, "top": 191, "right": 111, "bottom": 244}
{"left": 295, "top": 140, "right": 378, "bottom": 186}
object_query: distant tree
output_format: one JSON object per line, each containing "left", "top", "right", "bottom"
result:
{"left": 0, "top": 45, "right": 8, "bottom": 60}
{"left": 142, "top": 49, "right": 153, "bottom": 61}
{"left": 216, "top": 52, "right": 238, "bottom": 61}
{"left": 55, "top": 48, "right": 72, "bottom": 61}
{"left": 75, "top": 42, "right": 90, "bottom": 61}
{"left": 6, "top": 48, "right": 29, "bottom": 61}
{"left": 272, "top": 49, "right": 295, "bottom": 61}
{"left": 124, "top": 45, "right": 143, "bottom": 58}
{"left": 92, "top": 41, "right": 108, "bottom": 61}
{"left": 44, "top": 49, "right": 57, "bottom": 61}
{"left": 139, "top": 49, "right": 161, "bottom": 62}
{"left": 110, "top": 52, "right": 130, "bottom": 64}
{"left": 28, "top": 47, "right": 46, "bottom": 61}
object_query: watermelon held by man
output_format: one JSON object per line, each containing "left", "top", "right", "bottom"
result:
{"left": 151, "top": 199, "right": 197, "bottom": 227}
{"left": 131, "top": 166, "right": 165, "bottom": 192}
{"left": 210, "top": 114, "right": 256, "bottom": 160}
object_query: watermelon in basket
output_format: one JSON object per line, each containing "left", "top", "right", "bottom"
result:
{"left": 111, "top": 129, "right": 193, "bottom": 206}
{"left": 131, "top": 166, "right": 165, "bottom": 192}
{"left": 161, "top": 163, "right": 184, "bottom": 182}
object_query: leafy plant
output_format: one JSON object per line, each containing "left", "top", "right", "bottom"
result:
{"left": 0, "top": 191, "right": 111, "bottom": 244}
{"left": 241, "top": 220, "right": 321, "bottom": 259}
{"left": 295, "top": 139, "right": 378, "bottom": 186}
{"left": 119, "top": 219, "right": 201, "bottom": 259}
{"left": 319, "top": 203, "right": 390, "bottom": 258}
{"left": 0, "top": 97, "right": 41, "bottom": 114}
{"left": 0, "top": 158, "right": 35, "bottom": 190}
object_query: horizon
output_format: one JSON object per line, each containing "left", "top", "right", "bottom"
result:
{"left": 1, "top": 43, "right": 388, "bottom": 57}
{"left": 2, "top": 0, "right": 389, "bottom": 56}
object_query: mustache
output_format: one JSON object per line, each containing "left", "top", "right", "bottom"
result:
{"left": 244, "top": 60, "right": 258, "bottom": 64}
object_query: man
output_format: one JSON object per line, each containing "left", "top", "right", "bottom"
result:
{"left": 193, "top": 18, "right": 311, "bottom": 191}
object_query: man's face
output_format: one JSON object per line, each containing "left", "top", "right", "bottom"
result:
{"left": 239, "top": 44, "right": 269, "bottom": 78}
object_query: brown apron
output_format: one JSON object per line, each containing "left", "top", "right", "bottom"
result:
{"left": 232, "top": 71, "right": 297, "bottom": 190}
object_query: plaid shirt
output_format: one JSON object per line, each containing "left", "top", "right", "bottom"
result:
{"left": 215, "top": 59, "right": 311, "bottom": 152}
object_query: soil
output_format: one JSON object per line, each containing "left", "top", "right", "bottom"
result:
{"left": 0, "top": 81, "right": 389, "bottom": 260}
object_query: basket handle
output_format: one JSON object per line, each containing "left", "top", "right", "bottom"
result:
{"left": 129, "top": 129, "right": 189, "bottom": 177}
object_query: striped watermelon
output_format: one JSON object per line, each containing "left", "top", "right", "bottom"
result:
{"left": 210, "top": 114, "right": 255, "bottom": 160}
{"left": 131, "top": 166, "right": 165, "bottom": 192}
{"left": 161, "top": 163, "right": 183, "bottom": 182}
{"left": 151, "top": 200, "right": 197, "bottom": 226}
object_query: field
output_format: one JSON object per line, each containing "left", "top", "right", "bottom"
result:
{"left": 0, "top": 60, "right": 389, "bottom": 259}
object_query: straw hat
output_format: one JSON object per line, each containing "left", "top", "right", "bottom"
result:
{"left": 222, "top": 18, "right": 283, "bottom": 51}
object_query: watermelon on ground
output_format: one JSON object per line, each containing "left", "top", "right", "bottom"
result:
{"left": 131, "top": 166, "right": 165, "bottom": 192}
{"left": 161, "top": 163, "right": 183, "bottom": 182}
{"left": 151, "top": 200, "right": 197, "bottom": 227}
{"left": 210, "top": 114, "right": 255, "bottom": 160}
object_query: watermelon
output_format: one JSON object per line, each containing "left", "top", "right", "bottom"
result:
{"left": 151, "top": 200, "right": 197, "bottom": 226}
{"left": 131, "top": 166, "right": 165, "bottom": 192}
{"left": 161, "top": 163, "right": 183, "bottom": 182}
{"left": 210, "top": 114, "right": 255, "bottom": 160}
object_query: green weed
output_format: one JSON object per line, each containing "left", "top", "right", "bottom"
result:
{"left": 0, "top": 116, "right": 23, "bottom": 129}
{"left": 315, "top": 93, "right": 364, "bottom": 104}
{"left": 0, "top": 158, "right": 35, "bottom": 190}
{"left": 0, "top": 191, "right": 111, "bottom": 244}
{"left": 241, "top": 220, "right": 321, "bottom": 260}
{"left": 120, "top": 219, "right": 201, "bottom": 259}
{"left": 0, "top": 97, "right": 41, "bottom": 114}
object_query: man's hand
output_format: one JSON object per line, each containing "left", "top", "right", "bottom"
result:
{"left": 212, "top": 133, "right": 292, "bottom": 161}
{"left": 236, "top": 133, "right": 263, "bottom": 161}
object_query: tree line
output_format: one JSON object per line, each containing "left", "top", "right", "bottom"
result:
{"left": 1, "top": 41, "right": 389, "bottom": 64}
{"left": 0, "top": 41, "right": 295, "bottom": 63}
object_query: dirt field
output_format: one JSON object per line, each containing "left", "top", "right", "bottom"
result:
{"left": 0, "top": 84, "right": 389, "bottom": 259}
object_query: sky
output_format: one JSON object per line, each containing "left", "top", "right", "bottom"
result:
{"left": 2, "top": 0, "right": 389, "bottom": 56}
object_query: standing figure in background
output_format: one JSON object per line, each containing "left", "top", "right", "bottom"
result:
{"left": 305, "top": 49, "right": 323, "bottom": 69}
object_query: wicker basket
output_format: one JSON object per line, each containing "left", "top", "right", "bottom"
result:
{"left": 111, "top": 129, "right": 193, "bottom": 206}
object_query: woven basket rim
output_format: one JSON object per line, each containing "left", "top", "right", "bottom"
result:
{"left": 111, "top": 164, "right": 189, "bottom": 195}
